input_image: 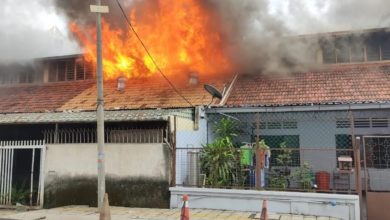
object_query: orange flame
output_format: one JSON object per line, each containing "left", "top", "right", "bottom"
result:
{"left": 70, "top": 0, "right": 232, "bottom": 80}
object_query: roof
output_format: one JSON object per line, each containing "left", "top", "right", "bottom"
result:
{"left": 2, "top": 60, "right": 390, "bottom": 118}
{"left": 0, "top": 108, "right": 193, "bottom": 124}
{"left": 0, "top": 74, "right": 228, "bottom": 114}
{"left": 225, "top": 63, "right": 390, "bottom": 107}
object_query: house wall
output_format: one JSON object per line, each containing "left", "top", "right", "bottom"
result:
{"left": 44, "top": 143, "right": 171, "bottom": 208}
{"left": 175, "top": 108, "right": 208, "bottom": 185}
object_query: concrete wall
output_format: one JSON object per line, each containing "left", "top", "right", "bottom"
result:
{"left": 45, "top": 143, "right": 169, "bottom": 179}
{"left": 170, "top": 187, "right": 360, "bottom": 220}
{"left": 44, "top": 143, "right": 171, "bottom": 208}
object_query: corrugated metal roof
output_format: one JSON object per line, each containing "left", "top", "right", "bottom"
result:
{"left": 0, "top": 109, "right": 193, "bottom": 124}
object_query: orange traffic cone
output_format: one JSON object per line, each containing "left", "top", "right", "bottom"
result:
{"left": 180, "top": 194, "right": 190, "bottom": 220}
{"left": 260, "top": 199, "right": 268, "bottom": 220}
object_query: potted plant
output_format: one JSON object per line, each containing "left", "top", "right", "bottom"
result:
{"left": 291, "top": 161, "right": 315, "bottom": 190}
{"left": 269, "top": 142, "right": 292, "bottom": 190}
{"left": 200, "top": 117, "right": 238, "bottom": 187}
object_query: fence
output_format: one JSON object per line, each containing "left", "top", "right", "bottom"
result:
{"left": 43, "top": 127, "right": 167, "bottom": 144}
{"left": 0, "top": 140, "right": 45, "bottom": 207}
{"left": 174, "top": 109, "right": 390, "bottom": 193}
{"left": 176, "top": 147, "right": 356, "bottom": 193}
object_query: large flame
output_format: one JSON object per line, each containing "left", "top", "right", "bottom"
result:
{"left": 70, "top": 0, "right": 232, "bottom": 79}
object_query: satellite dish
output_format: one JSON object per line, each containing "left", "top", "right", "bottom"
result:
{"left": 204, "top": 84, "right": 223, "bottom": 100}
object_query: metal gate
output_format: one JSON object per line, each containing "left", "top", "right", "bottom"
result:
{"left": 0, "top": 140, "right": 46, "bottom": 207}
{"left": 363, "top": 136, "right": 390, "bottom": 220}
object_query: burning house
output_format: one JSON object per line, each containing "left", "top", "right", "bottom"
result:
{"left": 0, "top": 0, "right": 390, "bottom": 219}
{"left": 0, "top": 53, "right": 231, "bottom": 208}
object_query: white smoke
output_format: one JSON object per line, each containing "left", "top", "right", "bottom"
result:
{"left": 0, "top": 0, "right": 80, "bottom": 62}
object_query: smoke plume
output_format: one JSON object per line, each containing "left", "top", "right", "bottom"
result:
{"left": 48, "top": 0, "right": 390, "bottom": 74}
{"left": 0, "top": 0, "right": 80, "bottom": 62}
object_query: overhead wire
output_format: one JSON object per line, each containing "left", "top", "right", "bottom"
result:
{"left": 114, "top": 0, "right": 194, "bottom": 107}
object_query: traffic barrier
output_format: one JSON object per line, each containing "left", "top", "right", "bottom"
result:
{"left": 180, "top": 194, "right": 189, "bottom": 220}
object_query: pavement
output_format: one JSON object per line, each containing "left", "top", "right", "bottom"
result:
{"left": 0, "top": 206, "right": 341, "bottom": 220}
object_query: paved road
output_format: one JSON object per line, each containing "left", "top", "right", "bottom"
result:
{"left": 0, "top": 206, "right": 340, "bottom": 220}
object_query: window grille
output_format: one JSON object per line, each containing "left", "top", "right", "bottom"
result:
{"left": 336, "top": 119, "right": 351, "bottom": 128}
{"left": 43, "top": 127, "right": 166, "bottom": 144}
{"left": 283, "top": 121, "right": 298, "bottom": 129}
{"left": 372, "top": 118, "right": 389, "bottom": 128}
{"left": 48, "top": 58, "right": 94, "bottom": 82}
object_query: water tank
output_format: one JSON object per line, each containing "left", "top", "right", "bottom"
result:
{"left": 186, "top": 150, "right": 200, "bottom": 186}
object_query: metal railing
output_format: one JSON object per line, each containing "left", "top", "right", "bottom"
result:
{"left": 0, "top": 140, "right": 45, "bottom": 207}
{"left": 43, "top": 127, "right": 166, "bottom": 144}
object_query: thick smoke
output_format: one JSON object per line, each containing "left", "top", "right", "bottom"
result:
{"left": 202, "top": 0, "right": 319, "bottom": 74}
{"left": 42, "top": 0, "right": 390, "bottom": 74}
{"left": 0, "top": 0, "right": 80, "bottom": 62}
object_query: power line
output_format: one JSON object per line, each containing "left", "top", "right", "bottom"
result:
{"left": 114, "top": 0, "right": 194, "bottom": 107}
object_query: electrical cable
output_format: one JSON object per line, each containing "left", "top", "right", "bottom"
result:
{"left": 115, "top": 0, "right": 194, "bottom": 107}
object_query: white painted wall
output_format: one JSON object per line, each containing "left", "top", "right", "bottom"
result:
{"left": 45, "top": 143, "right": 169, "bottom": 180}
{"left": 170, "top": 187, "right": 360, "bottom": 220}
{"left": 175, "top": 111, "right": 208, "bottom": 185}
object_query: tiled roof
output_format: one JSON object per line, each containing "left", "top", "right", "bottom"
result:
{"left": 0, "top": 81, "right": 94, "bottom": 113}
{"left": 0, "top": 74, "right": 227, "bottom": 114}
{"left": 226, "top": 63, "right": 390, "bottom": 107}
{"left": 59, "top": 75, "right": 226, "bottom": 111}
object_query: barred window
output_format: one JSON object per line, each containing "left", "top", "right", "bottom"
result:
{"left": 48, "top": 58, "right": 94, "bottom": 82}
{"left": 364, "top": 137, "right": 390, "bottom": 169}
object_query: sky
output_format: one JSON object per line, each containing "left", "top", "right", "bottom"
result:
{"left": 1, "top": 0, "right": 390, "bottom": 61}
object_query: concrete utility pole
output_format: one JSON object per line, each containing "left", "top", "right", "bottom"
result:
{"left": 90, "top": 1, "right": 109, "bottom": 211}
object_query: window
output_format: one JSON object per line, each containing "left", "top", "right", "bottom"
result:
{"left": 335, "top": 134, "right": 354, "bottom": 166}
{"left": 320, "top": 32, "right": 390, "bottom": 64}
{"left": 381, "top": 41, "right": 390, "bottom": 60}
{"left": 354, "top": 118, "right": 370, "bottom": 128}
{"left": 336, "top": 45, "right": 350, "bottom": 63}
{"left": 364, "top": 137, "right": 390, "bottom": 169}
{"left": 283, "top": 121, "right": 298, "bottom": 129}
{"left": 261, "top": 135, "right": 300, "bottom": 167}
{"left": 366, "top": 40, "right": 380, "bottom": 61}
{"left": 350, "top": 46, "right": 365, "bottom": 62}
{"left": 253, "top": 121, "right": 298, "bottom": 130}
{"left": 372, "top": 118, "right": 389, "bottom": 128}
{"left": 47, "top": 58, "right": 94, "bottom": 82}
{"left": 0, "top": 64, "right": 35, "bottom": 85}
{"left": 268, "top": 122, "right": 282, "bottom": 129}
{"left": 336, "top": 118, "right": 389, "bottom": 128}
{"left": 336, "top": 119, "right": 351, "bottom": 128}
{"left": 321, "top": 40, "right": 336, "bottom": 64}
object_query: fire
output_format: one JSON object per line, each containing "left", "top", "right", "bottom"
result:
{"left": 70, "top": 0, "right": 232, "bottom": 80}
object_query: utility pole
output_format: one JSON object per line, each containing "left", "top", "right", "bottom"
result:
{"left": 90, "top": 1, "right": 109, "bottom": 211}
